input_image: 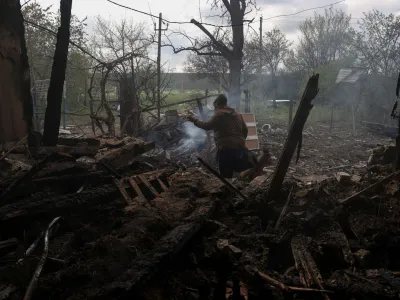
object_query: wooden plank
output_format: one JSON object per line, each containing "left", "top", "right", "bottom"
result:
{"left": 157, "top": 178, "right": 168, "bottom": 192}
{"left": 113, "top": 178, "right": 133, "bottom": 205}
{"left": 137, "top": 175, "right": 160, "bottom": 197}
{"left": 128, "top": 177, "right": 147, "bottom": 204}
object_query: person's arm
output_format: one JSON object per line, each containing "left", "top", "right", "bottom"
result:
{"left": 240, "top": 115, "right": 248, "bottom": 138}
{"left": 190, "top": 114, "right": 219, "bottom": 131}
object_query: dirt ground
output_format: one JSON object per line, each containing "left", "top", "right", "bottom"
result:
{"left": 1, "top": 120, "right": 400, "bottom": 300}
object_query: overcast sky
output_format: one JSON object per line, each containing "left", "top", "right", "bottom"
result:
{"left": 34, "top": 0, "right": 400, "bottom": 72}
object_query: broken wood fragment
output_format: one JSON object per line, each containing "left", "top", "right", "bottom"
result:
{"left": 274, "top": 188, "right": 293, "bottom": 230}
{"left": 0, "top": 187, "right": 118, "bottom": 223}
{"left": 257, "top": 271, "right": 333, "bottom": 294}
{"left": 0, "top": 136, "right": 27, "bottom": 162}
{"left": 291, "top": 236, "right": 331, "bottom": 299}
{"left": 339, "top": 169, "right": 400, "bottom": 205}
{"left": 97, "top": 140, "right": 155, "bottom": 168}
{"left": 23, "top": 217, "right": 54, "bottom": 300}
{"left": 0, "top": 154, "right": 55, "bottom": 204}
{"left": 197, "top": 157, "right": 248, "bottom": 202}
{"left": 27, "top": 145, "right": 100, "bottom": 157}
{"left": 17, "top": 217, "right": 61, "bottom": 266}
{"left": 93, "top": 197, "right": 215, "bottom": 298}
{"left": 265, "top": 74, "right": 319, "bottom": 204}
{"left": 379, "top": 269, "right": 400, "bottom": 293}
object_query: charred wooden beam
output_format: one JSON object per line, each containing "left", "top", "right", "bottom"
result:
{"left": 0, "top": 185, "right": 119, "bottom": 223}
{"left": 96, "top": 141, "right": 155, "bottom": 168}
{"left": 93, "top": 197, "right": 215, "bottom": 298}
{"left": 291, "top": 236, "right": 330, "bottom": 300}
{"left": 0, "top": 154, "right": 56, "bottom": 204}
{"left": 197, "top": 157, "right": 248, "bottom": 202}
{"left": 265, "top": 74, "right": 319, "bottom": 203}
{"left": 339, "top": 169, "right": 400, "bottom": 205}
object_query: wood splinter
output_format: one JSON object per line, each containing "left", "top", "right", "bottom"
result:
{"left": 258, "top": 271, "right": 333, "bottom": 294}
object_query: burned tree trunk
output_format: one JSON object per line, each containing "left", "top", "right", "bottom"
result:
{"left": 264, "top": 74, "right": 319, "bottom": 204}
{"left": 42, "top": 0, "right": 73, "bottom": 146}
{"left": 0, "top": 0, "right": 34, "bottom": 147}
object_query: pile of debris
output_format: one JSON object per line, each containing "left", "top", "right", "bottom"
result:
{"left": 1, "top": 126, "right": 400, "bottom": 299}
{"left": 0, "top": 134, "right": 228, "bottom": 299}
{"left": 134, "top": 160, "right": 400, "bottom": 300}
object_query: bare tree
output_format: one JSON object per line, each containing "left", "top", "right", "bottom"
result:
{"left": 89, "top": 17, "right": 171, "bottom": 136}
{"left": 287, "top": 8, "right": 354, "bottom": 72}
{"left": 184, "top": 33, "right": 255, "bottom": 92}
{"left": 165, "top": 0, "right": 257, "bottom": 108}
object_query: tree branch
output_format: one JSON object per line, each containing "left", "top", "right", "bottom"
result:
{"left": 190, "top": 18, "right": 232, "bottom": 57}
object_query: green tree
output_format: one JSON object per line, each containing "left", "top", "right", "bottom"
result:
{"left": 22, "top": 1, "right": 90, "bottom": 111}
{"left": 354, "top": 10, "right": 400, "bottom": 77}
{"left": 287, "top": 8, "right": 355, "bottom": 73}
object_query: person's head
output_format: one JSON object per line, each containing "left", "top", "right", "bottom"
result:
{"left": 213, "top": 94, "right": 228, "bottom": 110}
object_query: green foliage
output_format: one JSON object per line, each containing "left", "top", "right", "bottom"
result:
{"left": 23, "top": 1, "right": 90, "bottom": 110}
{"left": 297, "top": 57, "right": 354, "bottom": 104}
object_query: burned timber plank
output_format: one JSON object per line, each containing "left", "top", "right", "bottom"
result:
{"left": 291, "top": 236, "right": 330, "bottom": 300}
{"left": 27, "top": 145, "right": 99, "bottom": 157}
{"left": 96, "top": 141, "right": 155, "bottom": 168}
{"left": 93, "top": 197, "right": 215, "bottom": 299}
{"left": 265, "top": 74, "right": 319, "bottom": 203}
{"left": 0, "top": 186, "right": 119, "bottom": 223}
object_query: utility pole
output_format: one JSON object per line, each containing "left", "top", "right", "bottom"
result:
{"left": 155, "top": 13, "right": 168, "bottom": 120}
{"left": 259, "top": 16, "right": 263, "bottom": 101}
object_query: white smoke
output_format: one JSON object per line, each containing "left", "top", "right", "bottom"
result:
{"left": 183, "top": 121, "right": 205, "bottom": 140}
{"left": 171, "top": 121, "right": 206, "bottom": 154}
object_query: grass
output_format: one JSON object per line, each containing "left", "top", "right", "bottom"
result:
{"left": 49, "top": 89, "right": 357, "bottom": 131}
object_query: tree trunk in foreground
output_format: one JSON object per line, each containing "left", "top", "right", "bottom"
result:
{"left": 0, "top": 0, "right": 34, "bottom": 147}
{"left": 42, "top": 0, "right": 73, "bottom": 146}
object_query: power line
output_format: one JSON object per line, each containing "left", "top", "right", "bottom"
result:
{"left": 106, "top": 0, "right": 253, "bottom": 27}
{"left": 24, "top": 19, "right": 104, "bottom": 64}
{"left": 107, "top": 0, "right": 346, "bottom": 28}
{"left": 263, "top": 0, "right": 346, "bottom": 22}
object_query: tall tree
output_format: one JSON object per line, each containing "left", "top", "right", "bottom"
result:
{"left": 248, "top": 28, "right": 291, "bottom": 105}
{"left": 23, "top": 1, "right": 89, "bottom": 112}
{"left": 166, "top": 0, "right": 257, "bottom": 108}
{"left": 354, "top": 10, "right": 400, "bottom": 77}
{"left": 287, "top": 8, "right": 354, "bottom": 72}
{"left": 0, "top": 0, "right": 34, "bottom": 145}
{"left": 184, "top": 33, "right": 254, "bottom": 92}
{"left": 353, "top": 10, "right": 400, "bottom": 119}
{"left": 42, "top": 0, "right": 73, "bottom": 146}
{"left": 90, "top": 17, "right": 171, "bottom": 136}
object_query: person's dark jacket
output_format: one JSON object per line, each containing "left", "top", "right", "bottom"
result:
{"left": 193, "top": 108, "right": 248, "bottom": 150}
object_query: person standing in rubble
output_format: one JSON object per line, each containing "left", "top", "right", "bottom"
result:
{"left": 187, "top": 94, "right": 256, "bottom": 179}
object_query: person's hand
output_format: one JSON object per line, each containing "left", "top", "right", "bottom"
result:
{"left": 186, "top": 114, "right": 196, "bottom": 122}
